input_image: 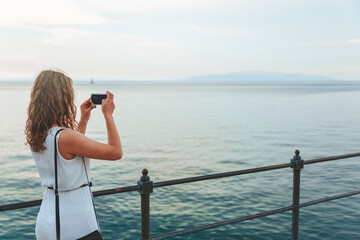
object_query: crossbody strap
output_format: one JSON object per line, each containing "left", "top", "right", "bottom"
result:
{"left": 82, "top": 157, "right": 101, "bottom": 231}
{"left": 54, "top": 128, "right": 65, "bottom": 240}
{"left": 54, "top": 128, "right": 100, "bottom": 240}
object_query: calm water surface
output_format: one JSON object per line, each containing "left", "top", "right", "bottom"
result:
{"left": 0, "top": 80, "right": 360, "bottom": 239}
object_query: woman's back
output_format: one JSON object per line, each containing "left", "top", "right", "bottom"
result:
{"left": 33, "top": 127, "right": 99, "bottom": 240}
{"left": 32, "top": 127, "right": 91, "bottom": 191}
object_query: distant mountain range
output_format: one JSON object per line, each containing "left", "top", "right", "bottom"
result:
{"left": 184, "top": 71, "right": 339, "bottom": 81}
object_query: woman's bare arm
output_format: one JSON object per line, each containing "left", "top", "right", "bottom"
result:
{"left": 59, "top": 91, "right": 122, "bottom": 161}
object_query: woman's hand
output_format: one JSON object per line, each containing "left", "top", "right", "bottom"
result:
{"left": 80, "top": 97, "right": 97, "bottom": 123}
{"left": 101, "top": 91, "right": 115, "bottom": 118}
{"left": 78, "top": 97, "right": 96, "bottom": 134}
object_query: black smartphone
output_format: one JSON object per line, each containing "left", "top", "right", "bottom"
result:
{"left": 91, "top": 94, "right": 107, "bottom": 105}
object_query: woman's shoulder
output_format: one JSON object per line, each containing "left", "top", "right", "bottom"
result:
{"left": 48, "top": 126, "right": 72, "bottom": 136}
{"left": 57, "top": 128, "right": 85, "bottom": 146}
{"left": 55, "top": 128, "right": 80, "bottom": 160}
{"left": 48, "top": 127, "right": 76, "bottom": 146}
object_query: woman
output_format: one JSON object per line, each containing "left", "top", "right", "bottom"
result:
{"left": 25, "top": 70, "right": 122, "bottom": 239}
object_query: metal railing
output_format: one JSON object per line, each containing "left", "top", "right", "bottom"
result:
{"left": 1, "top": 150, "right": 360, "bottom": 240}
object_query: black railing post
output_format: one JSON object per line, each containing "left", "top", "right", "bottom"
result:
{"left": 137, "top": 169, "right": 153, "bottom": 240}
{"left": 290, "top": 149, "right": 304, "bottom": 240}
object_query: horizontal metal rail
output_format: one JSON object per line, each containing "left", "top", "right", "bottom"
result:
{"left": 303, "top": 152, "right": 360, "bottom": 165}
{"left": 150, "top": 206, "right": 294, "bottom": 240}
{"left": 154, "top": 152, "right": 360, "bottom": 189}
{"left": 153, "top": 162, "right": 291, "bottom": 188}
{"left": 298, "top": 189, "right": 360, "bottom": 208}
{"left": 92, "top": 185, "right": 139, "bottom": 197}
{"left": 0, "top": 185, "right": 139, "bottom": 212}
{"left": 0, "top": 163, "right": 292, "bottom": 212}
{"left": 0, "top": 199, "right": 42, "bottom": 212}
{"left": 1, "top": 152, "right": 360, "bottom": 212}
{"left": 150, "top": 189, "right": 360, "bottom": 239}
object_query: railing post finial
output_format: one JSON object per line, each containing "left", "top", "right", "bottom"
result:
{"left": 291, "top": 149, "right": 303, "bottom": 170}
{"left": 141, "top": 168, "right": 150, "bottom": 182}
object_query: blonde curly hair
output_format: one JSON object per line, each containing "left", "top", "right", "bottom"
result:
{"left": 25, "top": 70, "right": 78, "bottom": 152}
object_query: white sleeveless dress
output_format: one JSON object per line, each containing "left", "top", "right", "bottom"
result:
{"left": 32, "top": 127, "right": 99, "bottom": 240}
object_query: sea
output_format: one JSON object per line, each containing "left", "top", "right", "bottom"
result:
{"left": 0, "top": 80, "right": 360, "bottom": 239}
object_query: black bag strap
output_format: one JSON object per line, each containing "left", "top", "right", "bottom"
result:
{"left": 54, "top": 128, "right": 65, "bottom": 240}
{"left": 82, "top": 157, "right": 101, "bottom": 231}
{"left": 54, "top": 128, "right": 100, "bottom": 240}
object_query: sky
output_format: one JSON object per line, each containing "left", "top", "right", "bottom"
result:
{"left": 0, "top": 0, "right": 359, "bottom": 80}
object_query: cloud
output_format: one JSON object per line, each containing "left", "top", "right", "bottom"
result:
{"left": 29, "top": 26, "right": 99, "bottom": 46}
{"left": 29, "top": 26, "right": 180, "bottom": 49}
{"left": 0, "top": 0, "right": 111, "bottom": 27}
{"left": 275, "top": 39, "right": 356, "bottom": 48}
{"left": 0, "top": 52, "right": 40, "bottom": 71}
{"left": 1, "top": 0, "right": 359, "bottom": 80}
{"left": 0, "top": 52, "right": 36, "bottom": 63}
{"left": 348, "top": 39, "right": 360, "bottom": 43}
{"left": 188, "top": 25, "right": 213, "bottom": 34}
{"left": 77, "top": 0, "right": 218, "bottom": 15}
{"left": 0, "top": 0, "right": 219, "bottom": 28}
